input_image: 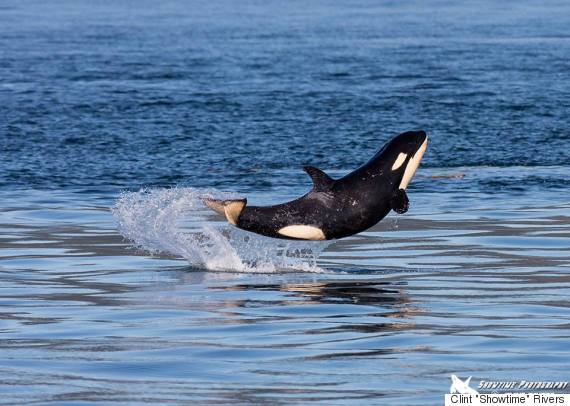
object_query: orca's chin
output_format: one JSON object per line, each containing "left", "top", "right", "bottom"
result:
{"left": 399, "top": 136, "right": 428, "bottom": 190}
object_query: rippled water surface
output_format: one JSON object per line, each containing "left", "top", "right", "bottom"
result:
{"left": 1, "top": 0, "right": 570, "bottom": 405}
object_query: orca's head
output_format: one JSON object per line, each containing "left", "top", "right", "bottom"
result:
{"left": 376, "top": 130, "right": 428, "bottom": 190}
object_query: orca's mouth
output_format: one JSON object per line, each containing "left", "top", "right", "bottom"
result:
{"left": 399, "top": 136, "right": 428, "bottom": 190}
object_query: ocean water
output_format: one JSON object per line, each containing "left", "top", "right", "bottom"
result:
{"left": 1, "top": 0, "right": 570, "bottom": 404}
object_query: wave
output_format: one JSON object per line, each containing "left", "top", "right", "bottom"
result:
{"left": 112, "top": 187, "right": 330, "bottom": 273}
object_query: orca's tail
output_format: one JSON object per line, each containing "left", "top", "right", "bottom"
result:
{"left": 202, "top": 198, "right": 247, "bottom": 226}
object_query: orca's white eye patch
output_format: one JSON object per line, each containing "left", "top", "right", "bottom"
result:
{"left": 391, "top": 153, "right": 407, "bottom": 170}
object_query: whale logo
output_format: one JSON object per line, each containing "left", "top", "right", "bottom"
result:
{"left": 450, "top": 375, "right": 479, "bottom": 395}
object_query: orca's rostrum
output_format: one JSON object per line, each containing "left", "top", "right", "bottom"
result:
{"left": 204, "top": 130, "right": 428, "bottom": 241}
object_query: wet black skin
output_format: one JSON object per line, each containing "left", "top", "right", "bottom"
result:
{"left": 236, "top": 130, "right": 427, "bottom": 240}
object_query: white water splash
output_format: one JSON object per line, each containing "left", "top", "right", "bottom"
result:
{"left": 112, "top": 187, "right": 330, "bottom": 273}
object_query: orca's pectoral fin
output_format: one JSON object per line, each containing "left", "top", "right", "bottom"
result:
{"left": 390, "top": 189, "right": 409, "bottom": 214}
{"left": 202, "top": 197, "right": 247, "bottom": 226}
{"left": 303, "top": 166, "right": 334, "bottom": 191}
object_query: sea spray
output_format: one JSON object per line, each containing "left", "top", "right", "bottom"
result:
{"left": 112, "top": 187, "right": 330, "bottom": 272}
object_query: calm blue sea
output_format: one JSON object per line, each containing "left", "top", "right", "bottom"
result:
{"left": 1, "top": 1, "right": 569, "bottom": 404}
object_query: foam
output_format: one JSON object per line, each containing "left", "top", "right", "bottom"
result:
{"left": 112, "top": 187, "right": 330, "bottom": 273}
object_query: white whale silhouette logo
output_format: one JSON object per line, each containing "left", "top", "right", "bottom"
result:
{"left": 450, "top": 375, "right": 479, "bottom": 395}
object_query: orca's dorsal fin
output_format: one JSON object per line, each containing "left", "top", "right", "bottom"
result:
{"left": 303, "top": 166, "right": 334, "bottom": 191}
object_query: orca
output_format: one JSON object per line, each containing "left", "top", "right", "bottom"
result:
{"left": 204, "top": 130, "right": 428, "bottom": 240}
